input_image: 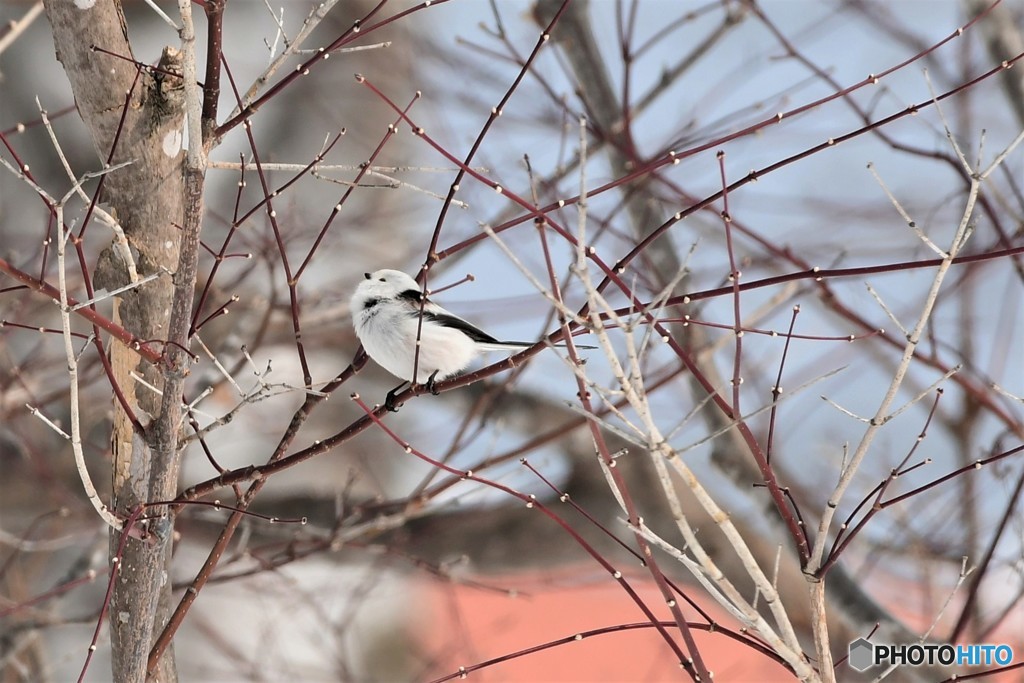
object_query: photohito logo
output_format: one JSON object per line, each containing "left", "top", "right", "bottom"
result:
{"left": 848, "top": 638, "right": 1015, "bottom": 672}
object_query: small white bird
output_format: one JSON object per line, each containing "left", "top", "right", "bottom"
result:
{"left": 351, "top": 269, "right": 583, "bottom": 410}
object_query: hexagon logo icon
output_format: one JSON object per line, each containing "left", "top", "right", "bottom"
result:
{"left": 848, "top": 638, "right": 875, "bottom": 672}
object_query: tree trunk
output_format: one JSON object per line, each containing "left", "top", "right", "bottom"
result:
{"left": 42, "top": 2, "right": 186, "bottom": 680}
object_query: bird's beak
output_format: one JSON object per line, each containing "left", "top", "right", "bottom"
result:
{"left": 363, "top": 272, "right": 371, "bottom": 279}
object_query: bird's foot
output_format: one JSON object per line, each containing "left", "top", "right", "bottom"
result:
{"left": 425, "top": 370, "right": 441, "bottom": 396}
{"left": 384, "top": 381, "right": 409, "bottom": 412}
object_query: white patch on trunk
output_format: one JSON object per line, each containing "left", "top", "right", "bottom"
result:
{"left": 162, "top": 129, "right": 183, "bottom": 157}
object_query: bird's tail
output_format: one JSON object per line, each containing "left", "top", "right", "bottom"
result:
{"left": 477, "top": 340, "right": 597, "bottom": 351}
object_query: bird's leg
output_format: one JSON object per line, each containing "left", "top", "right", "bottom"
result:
{"left": 384, "top": 381, "right": 410, "bottom": 412}
{"left": 425, "top": 370, "right": 441, "bottom": 396}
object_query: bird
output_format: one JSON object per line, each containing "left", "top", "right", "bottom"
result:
{"left": 351, "top": 269, "right": 589, "bottom": 410}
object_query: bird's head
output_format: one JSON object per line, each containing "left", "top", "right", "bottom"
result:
{"left": 352, "top": 269, "right": 420, "bottom": 305}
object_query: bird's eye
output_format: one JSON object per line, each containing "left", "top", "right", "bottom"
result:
{"left": 379, "top": 277, "right": 386, "bottom": 282}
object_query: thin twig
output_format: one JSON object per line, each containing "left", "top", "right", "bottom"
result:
{"left": 0, "top": 1, "right": 43, "bottom": 57}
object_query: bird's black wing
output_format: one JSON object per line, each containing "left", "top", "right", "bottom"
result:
{"left": 396, "top": 288, "right": 502, "bottom": 344}
{"left": 423, "top": 309, "right": 501, "bottom": 345}
{"left": 397, "top": 289, "right": 424, "bottom": 304}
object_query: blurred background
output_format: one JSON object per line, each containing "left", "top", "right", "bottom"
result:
{"left": 1, "top": 0, "right": 1022, "bottom": 680}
